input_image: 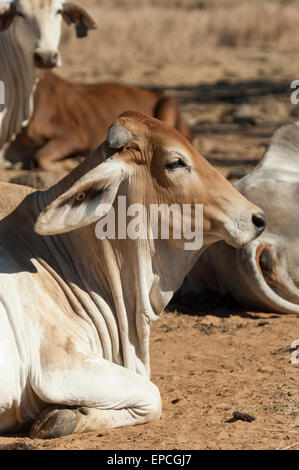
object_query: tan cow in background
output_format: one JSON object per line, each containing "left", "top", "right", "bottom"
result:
{"left": 5, "top": 71, "right": 193, "bottom": 171}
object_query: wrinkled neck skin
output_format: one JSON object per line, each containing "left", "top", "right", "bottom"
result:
{"left": 0, "top": 25, "right": 41, "bottom": 148}
{"left": 33, "top": 205, "right": 201, "bottom": 378}
{"left": 33, "top": 152, "right": 202, "bottom": 377}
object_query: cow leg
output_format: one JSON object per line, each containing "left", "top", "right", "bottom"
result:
{"left": 30, "top": 357, "right": 162, "bottom": 439}
{"left": 36, "top": 136, "right": 87, "bottom": 171}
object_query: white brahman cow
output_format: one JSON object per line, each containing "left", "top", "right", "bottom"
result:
{"left": 0, "top": 0, "right": 96, "bottom": 156}
{"left": 189, "top": 124, "right": 299, "bottom": 315}
{"left": 0, "top": 112, "right": 265, "bottom": 438}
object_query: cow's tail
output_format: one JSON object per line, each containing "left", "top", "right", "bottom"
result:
{"left": 154, "top": 96, "right": 193, "bottom": 142}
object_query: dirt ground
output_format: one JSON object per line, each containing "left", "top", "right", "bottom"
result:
{"left": 0, "top": 0, "right": 298, "bottom": 451}
{"left": 0, "top": 307, "right": 298, "bottom": 450}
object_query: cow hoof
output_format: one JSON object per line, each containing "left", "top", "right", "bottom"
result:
{"left": 30, "top": 408, "right": 77, "bottom": 439}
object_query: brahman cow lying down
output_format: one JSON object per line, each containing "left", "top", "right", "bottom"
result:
{"left": 5, "top": 71, "right": 193, "bottom": 171}
{"left": 0, "top": 111, "right": 265, "bottom": 438}
{"left": 0, "top": 0, "right": 95, "bottom": 156}
{"left": 189, "top": 124, "right": 299, "bottom": 315}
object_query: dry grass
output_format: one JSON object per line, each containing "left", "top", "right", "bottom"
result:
{"left": 61, "top": 0, "right": 299, "bottom": 78}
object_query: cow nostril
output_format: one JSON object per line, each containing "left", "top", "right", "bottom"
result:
{"left": 34, "top": 52, "right": 43, "bottom": 65}
{"left": 252, "top": 212, "right": 266, "bottom": 232}
{"left": 34, "top": 52, "right": 58, "bottom": 68}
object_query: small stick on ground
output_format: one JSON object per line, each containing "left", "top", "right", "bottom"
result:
{"left": 226, "top": 411, "right": 256, "bottom": 423}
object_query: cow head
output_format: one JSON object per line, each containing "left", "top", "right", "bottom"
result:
{"left": 189, "top": 124, "right": 299, "bottom": 315}
{"left": 35, "top": 111, "right": 265, "bottom": 264}
{"left": 231, "top": 124, "right": 299, "bottom": 313}
{"left": 0, "top": 1, "right": 96, "bottom": 68}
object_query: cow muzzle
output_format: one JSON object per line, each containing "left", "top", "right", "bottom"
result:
{"left": 34, "top": 50, "right": 59, "bottom": 69}
{"left": 221, "top": 209, "right": 266, "bottom": 249}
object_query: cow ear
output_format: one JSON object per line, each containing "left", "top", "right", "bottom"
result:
{"left": 258, "top": 124, "right": 299, "bottom": 173}
{"left": 62, "top": 2, "right": 97, "bottom": 38}
{"left": 0, "top": 4, "right": 16, "bottom": 32}
{"left": 235, "top": 124, "right": 299, "bottom": 194}
{"left": 35, "top": 159, "right": 126, "bottom": 236}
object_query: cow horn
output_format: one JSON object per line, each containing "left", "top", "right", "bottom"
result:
{"left": 106, "top": 125, "right": 134, "bottom": 149}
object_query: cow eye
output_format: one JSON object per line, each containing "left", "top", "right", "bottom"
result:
{"left": 76, "top": 192, "right": 86, "bottom": 202}
{"left": 165, "top": 159, "right": 188, "bottom": 170}
{"left": 56, "top": 9, "right": 63, "bottom": 15}
{"left": 17, "top": 12, "right": 25, "bottom": 18}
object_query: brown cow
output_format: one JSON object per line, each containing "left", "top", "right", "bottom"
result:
{"left": 5, "top": 71, "right": 192, "bottom": 171}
